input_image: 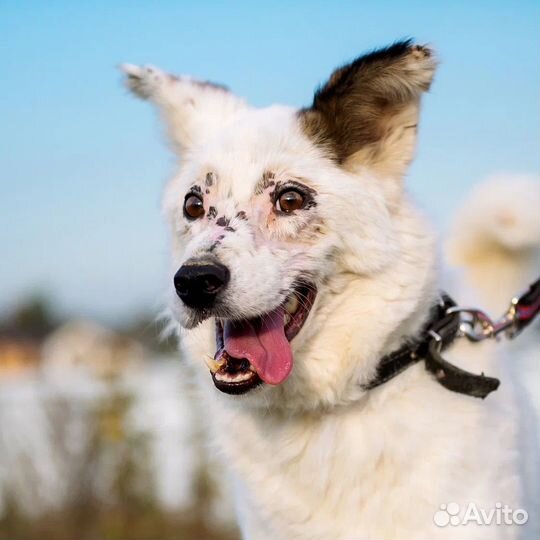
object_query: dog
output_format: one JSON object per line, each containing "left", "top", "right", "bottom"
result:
{"left": 446, "top": 174, "right": 540, "bottom": 537}
{"left": 121, "top": 41, "right": 537, "bottom": 539}
{"left": 446, "top": 173, "right": 540, "bottom": 314}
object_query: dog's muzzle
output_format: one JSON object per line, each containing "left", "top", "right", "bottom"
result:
{"left": 174, "top": 257, "right": 230, "bottom": 309}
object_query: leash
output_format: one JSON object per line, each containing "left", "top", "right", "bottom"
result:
{"left": 364, "top": 277, "right": 540, "bottom": 399}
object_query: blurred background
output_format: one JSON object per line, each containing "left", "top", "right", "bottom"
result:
{"left": 1, "top": 1, "right": 539, "bottom": 539}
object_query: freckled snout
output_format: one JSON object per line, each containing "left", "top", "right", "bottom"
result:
{"left": 174, "top": 258, "right": 230, "bottom": 309}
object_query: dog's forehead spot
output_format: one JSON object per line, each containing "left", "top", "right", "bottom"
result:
{"left": 254, "top": 170, "right": 276, "bottom": 195}
{"left": 205, "top": 171, "right": 216, "bottom": 187}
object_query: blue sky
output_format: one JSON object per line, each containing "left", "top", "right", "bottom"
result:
{"left": 1, "top": 1, "right": 539, "bottom": 323}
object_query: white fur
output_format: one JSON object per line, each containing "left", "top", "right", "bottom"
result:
{"left": 121, "top": 62, "right": 538, "bottom": 539}
{"left": 446, "top": 174, "right": 540, "bottom": 313}
{"left": 446, "top": 174, "right": 540, "bottom": 537}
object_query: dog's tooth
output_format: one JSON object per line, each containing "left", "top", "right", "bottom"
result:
{"left": 284, "top": 312, "right": 291, "bottom": 325}
{"left": 204, "top": 356, "right": 222, "bottom": 373}
{"left": 285, "top": 295, "right": 300, "bottom": 315}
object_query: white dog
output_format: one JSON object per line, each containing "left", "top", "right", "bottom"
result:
{"left": 121, "top": 41, "right": 538, "bottom": 539}
{"left": 446, "top": 173, "right": 540, "bottom": 314}
{"left": 446, "top": 174, "right": 540, "bottom": 537}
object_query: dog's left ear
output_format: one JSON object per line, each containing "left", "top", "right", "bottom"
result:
{"left": 300, "top": 40, "right": 436, "bottom": 179}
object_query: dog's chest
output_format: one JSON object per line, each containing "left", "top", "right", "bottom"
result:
{"left": 212, "top": 398, "right": 449, "bottom": 539}
{"left": 208, "top": 375, "right": 523, "bottom": 540}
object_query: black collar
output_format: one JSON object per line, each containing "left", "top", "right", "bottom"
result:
{"left": 363, "top": 294, "right": 500, "bottom": 399}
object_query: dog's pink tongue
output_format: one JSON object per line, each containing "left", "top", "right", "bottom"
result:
{"left": 223, "top": 307, "right": 292, "bottom": 385}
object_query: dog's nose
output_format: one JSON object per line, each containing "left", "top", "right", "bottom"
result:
{"left": 174, "top": 260, "right": 230, "bottom": 308}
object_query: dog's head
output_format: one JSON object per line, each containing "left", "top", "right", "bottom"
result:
{"left": 122, "top": 41, "right": 437, "bottom": 405}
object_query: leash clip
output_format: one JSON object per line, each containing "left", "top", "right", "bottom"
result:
{"left": 445, "top": 306, "right": 514, "bottom": 342}
{"left": 446, "top": 277, "right": 540, "bottom": 343}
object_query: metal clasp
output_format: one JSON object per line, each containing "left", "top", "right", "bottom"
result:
{"left": 446, "top": 303, "right": 518, "bottom": 343}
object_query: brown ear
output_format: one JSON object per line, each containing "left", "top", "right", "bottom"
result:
{"left": 300, "top": 40, "right": 437, "bottom": 178}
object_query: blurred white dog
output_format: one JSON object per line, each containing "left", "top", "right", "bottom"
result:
{"left": 122, "top": 42, "right": 538, "bottom": 539}
{"left": 447, "top": 174, "right": 540, "bottom": 314}
{"left": 446, "top": 174, "right": 540, "bottom": 535}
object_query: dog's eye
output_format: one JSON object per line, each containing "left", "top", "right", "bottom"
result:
{"left": 184, "top": 194, "right": 205, "bottom": 220}
{"left": 276, "top": 190, "right": 305, "bottom": 213}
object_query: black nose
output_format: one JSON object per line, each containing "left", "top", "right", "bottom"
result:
{"left": 174, "top": 260, "right": 230, "bottom": 308}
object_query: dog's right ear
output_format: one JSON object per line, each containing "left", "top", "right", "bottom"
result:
{"left": 300, "top": 40, "right": 437, "bottom": 179}
{"left": 120, "top": 64, "right": 248, "bottom": 154}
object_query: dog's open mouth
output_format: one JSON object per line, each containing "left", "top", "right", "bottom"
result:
{"left": 209, "top": 283, "right": 316, "bottom": 395}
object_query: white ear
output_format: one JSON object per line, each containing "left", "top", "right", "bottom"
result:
{"left": 120, "top": 64, "right": 249, "bottom": 153}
